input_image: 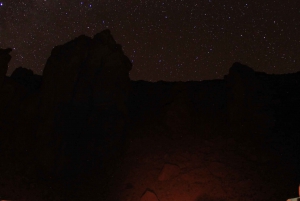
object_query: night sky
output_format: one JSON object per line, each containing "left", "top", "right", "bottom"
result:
{"left": 0, "top": 0, "right": 299, "bottom": 82}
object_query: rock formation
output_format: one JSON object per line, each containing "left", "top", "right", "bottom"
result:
{"left": 224, "top": 62, "right": 274, "bottom": 131}
{"left": 0, "top": 30, "right": 300, "bottom": 200}
{"left": 0, "top": 30, "right": 133, "bottom": 195}
{"left": 35, "top": 29, "right": 132, "bottom": 180}
{"left": 10, "top": 67, "right": 42, "bottom": 91}
{"left": 0, "top": 48, "right": 12, "bottom": 88}
{"left": 224, "top": 62, "right": 256, "bottom": 123}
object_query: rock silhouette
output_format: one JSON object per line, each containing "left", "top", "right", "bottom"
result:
{"left": 0, "top": 48, "right": 12, "bottom": 87}
{"left": 10, "top": 67, "right": 42, "bottom": 91}
{"left": 0, "top": 29, "right": 299, "bottom": 200}
{"left": 36, "top": 29, "right": 132, "bottom": 182}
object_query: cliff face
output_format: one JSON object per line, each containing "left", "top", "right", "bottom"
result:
{"left": 0, "top": 29, "right": 300, "bottom": 200}
{"left": 0, "top": 30, "right": 132, "bottom": 183}
{"left": 224, "top": 62, "right": 276, "bottom": 132}
{"left": 36, "top": 30, "right": 132, "bottom": 179}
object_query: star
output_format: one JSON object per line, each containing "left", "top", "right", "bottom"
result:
{"left": 0, "top": 0, "right": 298, "bottom": 81}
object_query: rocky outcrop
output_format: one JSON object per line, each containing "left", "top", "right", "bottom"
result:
{"left": 0, "top": 30, "right": 133, "bottom": 196}
{"left": 0, "top": 51, "right": 33, "bottom": 123}
{"left": 0, "top": 48, "right": 12, "bottom": 89}
{"left": 35, "top": 29, "right": 132, "bottom": 180}
{"left": 225, "top": 62, "right": 256, "bottom": 122}
{"left": 10, "top": 67, "right": 42, "bottom": 91}
{"left": 1, "top": 30, "right": 300, "bottom": 200}
{"left": 224, "top": 62, "right": 274, "bottom": 130}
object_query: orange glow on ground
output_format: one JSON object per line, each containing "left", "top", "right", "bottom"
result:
{"left": 103, "top": 118, "right": 296, "bottom": 201}
{"left": 0, "top": 117, "right": 298, "bottom": 200}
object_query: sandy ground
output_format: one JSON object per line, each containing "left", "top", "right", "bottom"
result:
{"left": 103, "top": 116, "right": 298, "bottom": 201}
{"left": 0, "top": 115, "right": 298, "bottom": 201}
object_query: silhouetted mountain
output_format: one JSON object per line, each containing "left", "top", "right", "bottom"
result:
{"left": 0, "top": 30, "right": 299, "bottom": 200}
{"left": 10, "top": 67, "right": 42, "bottom": 91}
{"left": 0, "top": 30, "right": 132, "bottom": 199}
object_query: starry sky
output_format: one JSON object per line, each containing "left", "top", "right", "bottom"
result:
{"left": 0, "top": 0, "right": 299, "bottom": 82}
